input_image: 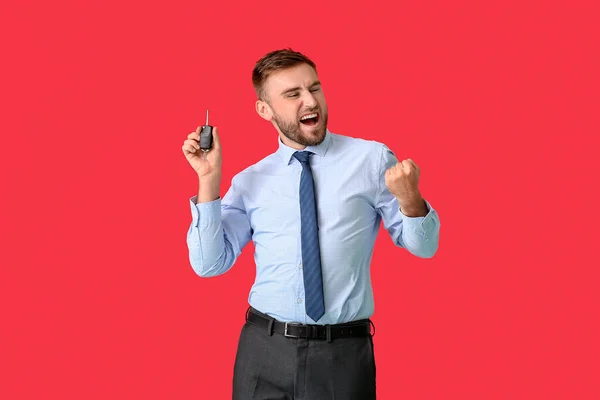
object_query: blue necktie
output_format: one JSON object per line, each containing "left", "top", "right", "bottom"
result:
{"left": 293, "top": 151, "right": 325, "bottom": 322}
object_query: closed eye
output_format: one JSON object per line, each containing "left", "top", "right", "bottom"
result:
{"left": 282, "top": 82, "right": 321, "bottom": 98}
{"left": 287, "top": 88, "right": 319, "bottom": 98}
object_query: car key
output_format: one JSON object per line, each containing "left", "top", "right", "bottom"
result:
{"left": 199, "top": 109, "right": 213, "bottom": 153}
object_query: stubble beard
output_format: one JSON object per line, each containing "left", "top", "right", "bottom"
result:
{"left": 272, "top": 108, "right": 328, "bottom": 147}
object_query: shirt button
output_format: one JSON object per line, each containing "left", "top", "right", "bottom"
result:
{"left": 297, "top": 298, "right": 302, "bottom": 304}
{"left": 299, "top": 263, "right": 303, "bottom": 269}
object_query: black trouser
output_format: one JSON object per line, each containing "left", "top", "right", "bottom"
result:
{"left": 232, "top": 307, "right": 376, "bottom": 400}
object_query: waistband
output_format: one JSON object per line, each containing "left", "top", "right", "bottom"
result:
{"left": 245, "top": 306, "right": 375, "bottom": 342}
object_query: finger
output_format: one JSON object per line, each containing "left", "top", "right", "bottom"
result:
{"left": 182, "top": 143, "right": 199, "bottom": 154}
{"left": 182, "top": 140, "right": 200, "bottom": 152}
{"left": 188, "top": 130, "right": 200, "bottom": 140}
{"left": 406, "top": 158, "right": 419, "bottom": 170}
{"left": 388, "top": 165, "right": 401, "bottom": 178}
{"left": 184, "top": 139, "right": 200, "bottom": 150}
{"left": 211, "top": 126, "right": 221, "bottom": 150}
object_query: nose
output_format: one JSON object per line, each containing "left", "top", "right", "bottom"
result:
{"left": 301, "top": 90, "right": 317, "bottom": 108}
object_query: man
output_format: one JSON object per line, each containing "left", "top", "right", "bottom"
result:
{"left": 181, "top": 48, "right": 440, "bottom": 399}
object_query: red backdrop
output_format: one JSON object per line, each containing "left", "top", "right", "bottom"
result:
{"left": 1, "top": 1, "right": 599, "bottom": 398}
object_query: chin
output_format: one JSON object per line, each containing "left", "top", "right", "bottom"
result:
{"left": 302, "top": 128, "right": 326, "bottom": 146}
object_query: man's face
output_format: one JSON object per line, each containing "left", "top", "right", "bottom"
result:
{"left": 259, "top": 63, "right": 328, "bottom": 147}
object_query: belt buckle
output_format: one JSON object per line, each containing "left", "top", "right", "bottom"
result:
{"left": 284, "top": 322, "right": 304, "bottom": 338}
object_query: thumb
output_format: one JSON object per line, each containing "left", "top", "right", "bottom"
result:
{"left": 211, "top": 126, "right": 221, "bottom": 150}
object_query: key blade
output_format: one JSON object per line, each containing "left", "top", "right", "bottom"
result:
{"left": 206, "top": 109, "right": 209, "bottom": 126}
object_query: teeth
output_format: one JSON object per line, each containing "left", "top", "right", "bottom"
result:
{"left": 300, "top": 113, "right": 318, "bottom": 120}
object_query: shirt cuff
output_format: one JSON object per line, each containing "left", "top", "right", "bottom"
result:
{"left": 399, "top": 199, "right": 440, "bottom": 235}
{"left": 190, "top": 195, "right": 222, "bottom": 228}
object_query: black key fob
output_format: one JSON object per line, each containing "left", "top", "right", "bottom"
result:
{"left": 199, "top": 124, "right": 213, "bottom": 151}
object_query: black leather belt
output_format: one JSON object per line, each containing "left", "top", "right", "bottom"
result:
{"left": 246, "top": 307, "right": 373, "bottom": 342}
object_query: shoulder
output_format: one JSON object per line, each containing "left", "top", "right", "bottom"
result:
{"left": 328, "top": 131, "right": 397, "bottom": 162}
{"left": 229, "top": 150, "right": 281, "bottom": 188}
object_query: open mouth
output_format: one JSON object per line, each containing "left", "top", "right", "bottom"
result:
{"left": 299, "top": 112, "right": 319, "bottom": 127}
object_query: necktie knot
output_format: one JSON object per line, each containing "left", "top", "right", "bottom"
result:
{"left": 293, "top": 151, "right": 312, "bottom": 165}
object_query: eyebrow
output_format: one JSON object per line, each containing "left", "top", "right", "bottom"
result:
{"left": 281, "top": 81, "right": 321, "bottom": 96}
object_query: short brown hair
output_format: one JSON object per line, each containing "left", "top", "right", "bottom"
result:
{"left": 252, "top": 48, "right": 317, "bottom": 101}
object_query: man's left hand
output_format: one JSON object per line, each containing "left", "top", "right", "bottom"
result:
{"left": 385, "top": 158, "right": 428, "bottom": 217}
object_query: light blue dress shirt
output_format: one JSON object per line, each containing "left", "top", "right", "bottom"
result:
{"left": 186, "top": 130, "right": 441, "bottom": 325}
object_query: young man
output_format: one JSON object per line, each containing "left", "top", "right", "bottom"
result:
{"left": 182, "top": 48, "right": 441, "bottom": 399}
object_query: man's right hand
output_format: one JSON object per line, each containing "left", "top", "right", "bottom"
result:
{"left": 183, "top": 126, "right": 222, "bottom": 203}
{"left": 182, "top": 126, "right": 222, "bottom": 180}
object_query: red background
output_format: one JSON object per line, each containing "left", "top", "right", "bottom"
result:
{"left": 1, "top": 1, "right": 599, "bottom": 398}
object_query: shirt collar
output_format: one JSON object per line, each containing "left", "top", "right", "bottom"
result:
{"left": 277, "top": 129, "right": 332, "bottom": 165}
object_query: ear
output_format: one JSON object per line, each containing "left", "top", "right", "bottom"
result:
{"left": 255, "top": 99, "right": 273, "bottom": 121}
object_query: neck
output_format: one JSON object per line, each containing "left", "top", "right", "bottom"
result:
{"left": 278, "top": 132, "right": 306, "bottom": 150}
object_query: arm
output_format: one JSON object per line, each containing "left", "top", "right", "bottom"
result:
{"left": 374, "top": 144, "right": 441, "bottom": 258}
{"left": 186, "top": 175, "right": 253, "bottom": 276}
